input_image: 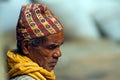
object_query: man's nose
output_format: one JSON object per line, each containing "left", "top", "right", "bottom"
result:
{"left": 53, "top": 48, "right": 62, "bottom": 58}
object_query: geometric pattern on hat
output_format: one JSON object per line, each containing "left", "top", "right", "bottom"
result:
{"left": 16, "top": 4, "right": 63, "bottom": 40}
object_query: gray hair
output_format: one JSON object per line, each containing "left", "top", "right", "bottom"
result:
{"left": 16, "top": 36, "right": 47, "bottom": 55}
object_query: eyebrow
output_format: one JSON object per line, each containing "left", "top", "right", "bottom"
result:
{"left": 49, "top": 41, "right": 64, "bottom": 46}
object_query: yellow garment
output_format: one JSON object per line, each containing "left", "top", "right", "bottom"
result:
{"left": 7, "top": 50, "right": 55, "bottom": 80}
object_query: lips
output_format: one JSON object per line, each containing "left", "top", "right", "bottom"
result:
{"left": 48, "top": 60, "right": 58, "bottom": 67}
{"left": 51, "top": 63, "right": 57, "bottom": 67}
{"left": 49, "top": 61, "right": 57, "bottom": 65}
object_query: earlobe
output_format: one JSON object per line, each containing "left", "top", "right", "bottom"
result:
{"left": 22, "top": 39, "right": 29, "bottom": 55}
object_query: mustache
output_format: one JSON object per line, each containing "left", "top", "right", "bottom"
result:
{"left": 48, "top": 58, "right": 58, "bottom": 63}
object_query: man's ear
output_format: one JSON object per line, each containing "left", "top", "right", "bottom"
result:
{"left": 21, "top": 39, "right": 29, "bottom": 55}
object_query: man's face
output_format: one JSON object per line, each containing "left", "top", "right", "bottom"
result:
{"left": 25, "top": 31, "right": 64, "bottom": 71}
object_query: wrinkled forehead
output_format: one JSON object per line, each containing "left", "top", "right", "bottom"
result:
{"left": 45, "top": 31, "right": 64, "bottom": 44}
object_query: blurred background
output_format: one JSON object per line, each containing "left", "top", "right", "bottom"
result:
{"left": 0, "top": 0, "right": 120, "bottom": 80}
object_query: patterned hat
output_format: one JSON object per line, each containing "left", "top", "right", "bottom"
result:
{"left": 16, "top": 4, "right": 63, "bottom": 40}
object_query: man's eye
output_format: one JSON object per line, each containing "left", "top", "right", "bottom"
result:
{"left": 48, "top": 45, "right": 57, "bottom": 50}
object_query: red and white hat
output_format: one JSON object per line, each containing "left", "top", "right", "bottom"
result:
{"left": 16, "top": 4, "right": 63, "bottom": 40}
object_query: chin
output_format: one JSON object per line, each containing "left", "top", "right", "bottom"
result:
{"left": 39, "top": 63, "right": 55, "bottom": 71}
{"left": 46, "top": 68, "right": 53, "bottom": 72}
{"left": 46, "top": 66, "right": 55, "bottom": 72}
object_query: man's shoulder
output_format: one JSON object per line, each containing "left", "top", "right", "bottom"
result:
{"left": 10, "top": 75, "right": 35, "bottom": 80}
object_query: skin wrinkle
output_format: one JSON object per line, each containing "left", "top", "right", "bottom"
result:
{"left": 8, "top": 4, "right": 64, "bottom": 80}
{"left": 23, "top": 31, "right": 64, "bottom": 71}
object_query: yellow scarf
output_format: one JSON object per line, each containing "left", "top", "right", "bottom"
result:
{"left": 7, "top": 50, "right": 55, "bottom": 80}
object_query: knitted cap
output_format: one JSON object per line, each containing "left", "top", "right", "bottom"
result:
{"left": 16, "top": 4, "right": 63, "bottom": 40}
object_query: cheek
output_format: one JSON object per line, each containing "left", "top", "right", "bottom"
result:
{"left": 38, "top": 47, "right": 54, "bottom": 57}
{"left": 28, "top": 49, "right": 47, "bottom": 66}
{"left": 28, "top": 48, "right": 44, "bottom": 60}
{"left": 33, "top": 48, "right": 53, "bottom": 62}
{"left": 28, "top": 47, "right": 54, "bottom": 62}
